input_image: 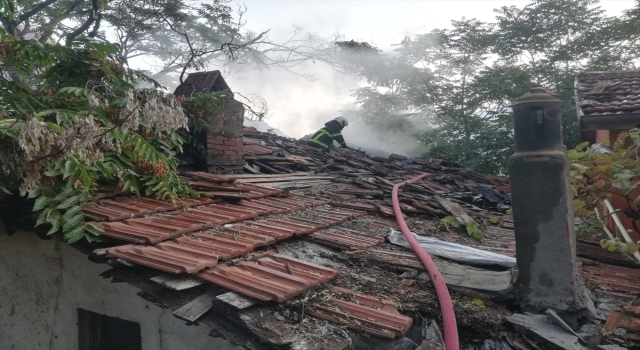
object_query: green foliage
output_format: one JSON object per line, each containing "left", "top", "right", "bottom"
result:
{"left": 600, "top": 238, "right": 640, "bottom": 255}
{"left": 0, "top": 32, "right": 218, "bottom": 243}
{"left": 471, "top": 299, "right": 486, "bottom": 308}
{"left": 571, "top": 129, "right": 640, "bottom": 239}
{"left": 440, "top": 216, "right": 484, "bottom": 240}
{"left": 440, "top": 216, "right": 462, "bottom": 231}
{"left": 466, "top": 221, "right": 484, "bottom": 240}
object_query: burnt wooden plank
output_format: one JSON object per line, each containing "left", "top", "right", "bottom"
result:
{"left": 216, "top": 292, "right": 259, "bottom": 310}
{"left": 434, "top": 195, "right": 474, "bottom": 225}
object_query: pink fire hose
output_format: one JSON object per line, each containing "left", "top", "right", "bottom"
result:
{"left": 335, "top": 146, "right": 460, "bottom": 348}
{"left": 392, "top": 173, "right": 459, "bottom": 350}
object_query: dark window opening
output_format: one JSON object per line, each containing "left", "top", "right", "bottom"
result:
{"left": 530, "top": 107, "right": 544, "bottom": 139}
{"left": 78, "top": 308, "right": 142, "bottom": 350}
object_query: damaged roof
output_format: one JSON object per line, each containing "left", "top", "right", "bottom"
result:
{"left": 57, "top": 126, "right": 640, "bottom": 349}
{"left": 174, "top": 70, "right": 231, "bottom": 98}
{"left": 575, "top": 71, "right": 640, "bottom": 130}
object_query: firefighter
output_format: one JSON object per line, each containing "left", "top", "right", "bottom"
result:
{"left": 307, "top": 116, "right": 351, "bottom": 153}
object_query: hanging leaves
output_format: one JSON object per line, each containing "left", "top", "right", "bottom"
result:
{"left": 0, "top": 34, "right": 215, "bottom": 243}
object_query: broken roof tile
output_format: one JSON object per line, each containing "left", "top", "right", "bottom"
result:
{"left": 197, "top": 254, "right": 339, "bottom": 301}
{"left": 107, "top": 243, "right": 218, "bottom": 274}
{"left": 604, "top": 306, "right": 640, "bottom": 341}
{"left": 308, "top": 288, "right": 413, "bottom": 339}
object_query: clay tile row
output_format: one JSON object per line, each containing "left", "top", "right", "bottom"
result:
{"left": 107, "top": 243, "right": 218, "bottom": 274}
{"left": 84, "top": 196, "right": 210, "bottom": 221}
{"left": 92, "top": 197, "right": 317, "bottom": 244}
{"left": 306, "top": 229, "right": 385, "bottom": 250}
{"left": 197, "top": 254, "right": 340, "bottom": 302}
{"left": 308, "top": 287, "right": 413, "bottom": 339}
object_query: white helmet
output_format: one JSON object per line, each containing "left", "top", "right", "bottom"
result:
{"left": 334, "top": 116, "right": 349, "bottom": 127}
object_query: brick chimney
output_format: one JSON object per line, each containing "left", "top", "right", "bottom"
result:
{"left": 509, "top": 87, "right": 592, "bottom": 313}
{"left": 174, "top": 71, "right": 245, "bottom": 173}
{"left": 205, "top": 97, "right": 245, "bottom": 173}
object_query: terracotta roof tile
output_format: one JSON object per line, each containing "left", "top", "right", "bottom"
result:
{"left": 107, "top": 243, "right": 218, "bottom": 274}
{"left": 217, "top": 227, "right": 277, "bottom": 247}
{"left": 308, "top": 287, "right": 413, "bottom": 339}
{"left": 197, "top": 254, "right": 339, "bottom": 301}
{"left": 262, "top": 218, "right": 321, "bottom": 235}
{"left": 175, "top": 234, "right": 254, "bottom": 260}
{"left": 604, "top": 306, "right": 640, "bottom": 341}
{"left": 576, "top": 71, "right": 640, "bottom": 117}
{"left": 97, "top": 221, "right": 182, "bottom": 244}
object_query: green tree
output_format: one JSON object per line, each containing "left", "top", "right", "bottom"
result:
{"left": 0, "top": 8, "right": 227, "bottom": 242}
{"left": 342, "top": 0, "right": 640, "bottom": 174}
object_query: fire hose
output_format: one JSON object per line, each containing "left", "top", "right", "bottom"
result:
{"left": 392, "top": 173, "right": 459, "bottom": 349}
{"left": 335, "top": 146, "right": 459, "bottom": 349}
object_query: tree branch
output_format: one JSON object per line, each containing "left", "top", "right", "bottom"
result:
{"left": 65, "top": 0, "right": 99, "bottom": 45}
{"left": 18, "top": 0, "right": 58, "bottom": 22}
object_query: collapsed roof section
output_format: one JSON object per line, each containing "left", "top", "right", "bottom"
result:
{"left": 71, "top": 123, "right": 640, "bottom": 349}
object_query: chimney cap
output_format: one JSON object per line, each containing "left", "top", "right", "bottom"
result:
{"left": 513, "top": 87, "right": 562, "bottom": 106}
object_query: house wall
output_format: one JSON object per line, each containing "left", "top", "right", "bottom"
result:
{"left": 0, "top": 226, "right": 238, "bottom": 350}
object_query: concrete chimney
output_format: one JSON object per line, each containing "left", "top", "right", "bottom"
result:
{"left": 509, "top": 87, "right": 591, "bottom": 313}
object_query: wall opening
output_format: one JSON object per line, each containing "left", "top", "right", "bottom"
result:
{"left": 530, "top": 107, "right": 544, "bottom": 139}
{"left": 78, "top": 308, "right": 142, "bottom": 350}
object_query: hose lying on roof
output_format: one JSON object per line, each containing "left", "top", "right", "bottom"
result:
{"left": 392, "top": 173, "right": 459, "bottom": 350}
{"left": 335, "top": 146, "right": 460, "bottom": 349}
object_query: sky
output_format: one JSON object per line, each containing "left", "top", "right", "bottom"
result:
{"left": 222, "top": 0, "right": 636, "bottom": 138}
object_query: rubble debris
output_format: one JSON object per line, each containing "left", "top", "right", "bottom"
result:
{"left": 506, "top": 313, "right": 588, "bottom": 350}
{"left": 415, "top": 320, "right": 444, "bottom": 350}
{"left": 544, "top": 309, "right": 588, "bottom": 345}
{"left": 216, "top": 292, "right": 259, "bottom": 310}
{"left": 576, "top": 323, "right": 601, "bottom": 347}
{"left": 596, "top": 345, "right": 628, "bottom": 350}
{"left": 604, "top": 306, "right": 640, "bottom": 342}
{"left": 307, "top": 287, "right": 414, "bottom": 339}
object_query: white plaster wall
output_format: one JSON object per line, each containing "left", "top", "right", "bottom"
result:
{"left": 0, "top": 229, "right": 238, "bottom": 350}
